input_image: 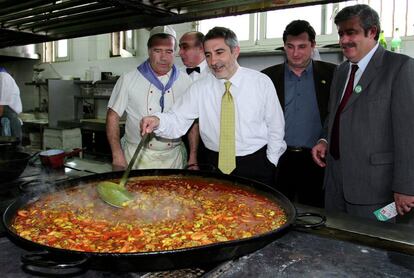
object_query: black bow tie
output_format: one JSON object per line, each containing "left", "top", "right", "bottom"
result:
{"left": 186, "top": 67, "right": 200, "bottom": 75}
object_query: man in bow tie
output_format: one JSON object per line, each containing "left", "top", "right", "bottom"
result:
{"left": 178, "top": 31, "right": 212, "bottom": 169}
{"left": 179, "top": 31, "right": 210, "bottom": 82}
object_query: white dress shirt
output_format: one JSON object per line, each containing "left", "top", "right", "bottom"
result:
{"left": 181, "top": 60, "right": 211, "bottom": 82}
{"left": 155, "top": 66, "right": 286, "bottom": 166}
{"left": 0, "top": 72, "right": 22, "bottom": 114}
{"left": 341, "top": 43, "right": 379, "bottom": 99}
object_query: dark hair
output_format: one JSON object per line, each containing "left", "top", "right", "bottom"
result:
{"left": 186, "top": 31, "right": 205, "bottom": 47}
{"left": 283, "top": 20, "right": 316, "bottom": 44}
{"left": 334, "top": 4, "right": 380, "bottom": 41}
{"left": 203, "top": 27, "right": 239, "bottom": 50}
{"left": 147, "top": 33, "right": 176, "bottom": 50}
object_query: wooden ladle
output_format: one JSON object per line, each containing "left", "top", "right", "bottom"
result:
{"left": 97, "top": 133, "right": 149, "bottom": 208}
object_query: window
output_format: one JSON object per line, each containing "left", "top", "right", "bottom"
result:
{"left": 111, "top": 30, "right": 135, "bottom": 57}
{"left": 111, "top": 32, "right": 121, "bottom": 57}
{"left": 339, "top": 0, "right": 413, "bottom": 37}
{"left": 55, "top": 39, "right": 69, "bottom": 61}
{"left": 124, "top": 30, "right": 134, "bottom": 52}
{"left": 259, "top": 3, "right": 335, "bottom": 46}
{"left": 408, "top": 0, "right": 414, "bottom": 36}
{"left": 198, "top": 14, "right": 255, "bottom": 46}
{"left": 42, "top": 39, "right": 70, "bottom": 62}
{"left": 197, "top": 1, "right": 414, "bottom": 52}
{"left": 198, "top": 4, "right": 334, "bottom": 49}
{"left": 264, "top": 6, "right": 323, "bottom": 39}
{"left": 42, "top": 42, "right": 53, "bottom": 63}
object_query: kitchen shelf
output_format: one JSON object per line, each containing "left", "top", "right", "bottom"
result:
{"left": 74, "top": 80, "right": 116, "bottom": 85}
{"left": 25, "top": 81, "right": 47, "bottom": 86}
{"left": 75, "top": 95, "right": 110, "bottom": 99}
{"left": 73, "top": 80, "right": 115, "bottom": 120}
{"left": 95, "top": 80, "right": 117, "bottom": 84}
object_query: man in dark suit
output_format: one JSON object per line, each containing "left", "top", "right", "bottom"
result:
{"left": 312, "top": 4, "right": 414, "bottom": 223}
{"left": 262, "top": 20, "right": 336, "bottom": 207}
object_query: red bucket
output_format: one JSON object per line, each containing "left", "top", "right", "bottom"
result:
{"left": 39, "top": 148, "right": 82, "bottom": 169}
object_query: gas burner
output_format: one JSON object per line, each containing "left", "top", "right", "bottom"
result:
{"left": 0, "top": 182, "right": 19, "bottom": 205}
{"left": 0, "top": 186, "right": 19, "bottom": 237}
{"left": 0, "top": 189, "right": 17, "bottom": 201}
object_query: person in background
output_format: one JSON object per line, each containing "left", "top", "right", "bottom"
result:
{"left": 106, "top": 26, "right": 192, "bottom": 170}
{"left": 141, "top": 27, "right": 286, "bottom": 187}
{"left": 0, "top": 67, "right": 22, "bottom": 141}
{"left": 179, "top": 31, "right": 211, "bottom": 81}
{"left": 262, "top": 20, "right": 336, "bottom": 208}
{"left": 312, "top": 4, "right": 414, "bottom": 223}
{"left": 178, "top": 31, "right": 211, "bottom": 169}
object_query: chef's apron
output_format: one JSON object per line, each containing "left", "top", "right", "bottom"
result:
{"left": 123, "top": 134, "right": 187, "bottom": 169}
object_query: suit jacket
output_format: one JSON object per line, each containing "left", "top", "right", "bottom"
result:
{"left": 262, "top": 60, "right": 336, "bottom": 127}
{"left": 325, "top": 46, "right": 414, "bottom": 204}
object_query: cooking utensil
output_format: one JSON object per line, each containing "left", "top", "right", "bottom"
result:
{"left": 3, "top": 169, "right": 325, "bottom": 272}
{"left": 97, "top": 133, "right": 149, "bottom": 208}
{"left": 39, "top": 148, "right": 82, "bottom": 169}
{"left": 0, "top": 151, "right": 31, "bottom": 182}
{"left": 0, "top": 136, "right": 20, "bottom": 152}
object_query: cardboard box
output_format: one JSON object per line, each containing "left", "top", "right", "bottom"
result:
{"left": 43, "top": 128, "right": 82, "bottom": 151}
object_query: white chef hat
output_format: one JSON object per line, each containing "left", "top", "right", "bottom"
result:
{"left": 149, "top": 25, "right": 176, "bottom": 39}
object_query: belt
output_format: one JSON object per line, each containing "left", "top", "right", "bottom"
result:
{"left": 286, "top": 146, "right": 310, "bottom": 152}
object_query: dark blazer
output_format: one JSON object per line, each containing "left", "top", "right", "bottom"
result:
{"left": 325, "top": 46, "right": 414, "bottom": 204}
{"left": 262, "top": 60, "right": 337, "bottom": 126}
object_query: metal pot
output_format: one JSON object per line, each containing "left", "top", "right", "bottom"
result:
{"left": 0, "top": 136, "right": 20, "bottom": 152}
{"left": 2, "top": 169, "right": 325, "bottom": 273}
{"left": 0, "top": 151, "right": 31, "bottom": 182}
{"left": 39, "top": 148, "right": 82, "bottom": 169}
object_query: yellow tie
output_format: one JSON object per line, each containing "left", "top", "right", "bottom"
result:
{"left": 218, "top": 81, "right": 236, "bottom": 174}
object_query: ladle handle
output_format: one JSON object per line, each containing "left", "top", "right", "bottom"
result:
{"left": 119, "top": 133, "right": 150, "bottom": 187}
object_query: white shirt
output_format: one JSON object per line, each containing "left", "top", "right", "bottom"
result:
{"left": 108, "top": 67, "right": 191, "bottom": 144}
{"left": 155, "top": 66, "right": 287, "bottom": 166}
{"left": 0, "top": 72, "right": 22, "bottom": 114}
{"left": 181, "top": 60, "right": 211, "bottom": 82}
{"left": 342, "top": 43, "right": 379, "bottom": 99}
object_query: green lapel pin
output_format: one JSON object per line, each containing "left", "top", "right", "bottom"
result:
{"left": 354, "top": 85, "right": 362, "bottom": 94}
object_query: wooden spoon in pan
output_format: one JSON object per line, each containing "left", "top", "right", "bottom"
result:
{"left": 97, "top": 133, "right": 149, "bottom": 208}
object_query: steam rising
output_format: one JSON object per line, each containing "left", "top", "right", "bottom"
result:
{"left": 33, "top": 176, "right": 198, "bottom": 225}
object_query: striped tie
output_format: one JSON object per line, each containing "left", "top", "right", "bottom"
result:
{"left": 218, "top": 81, "right": 236, "bottom": 174}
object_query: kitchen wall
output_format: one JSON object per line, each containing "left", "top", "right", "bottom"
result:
{"left": 2, "top": 22, "right": 414, "bottom": 113}
{"left": 1, "top": 23, "right": 192, "bottom": 112}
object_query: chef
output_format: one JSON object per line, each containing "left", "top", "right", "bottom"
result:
{"left": 0, "top": 67, "right": 22, "bottom": 141}
{"left": 106, "top": 26, "right": 192, "bottom": 170}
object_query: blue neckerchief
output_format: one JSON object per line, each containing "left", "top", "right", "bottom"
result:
{"left": 0, "top": 67, "right": 7, "bottom": 73}
{"left": 137, "top": 60, "right": 179, "bottom": 112}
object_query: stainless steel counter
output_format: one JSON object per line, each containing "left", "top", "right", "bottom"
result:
{"left": 295, "top": 204, "right": 414, "bottom": 254}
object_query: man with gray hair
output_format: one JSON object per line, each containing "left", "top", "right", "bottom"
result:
{"left": 140, "top": 27, "right": 286, "bottom": 187}
{"left": 312, "top": 4, "right": 414, "bottom": 223}
{"left": 106, "top": 25, "right": 192, "bottom": 170}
